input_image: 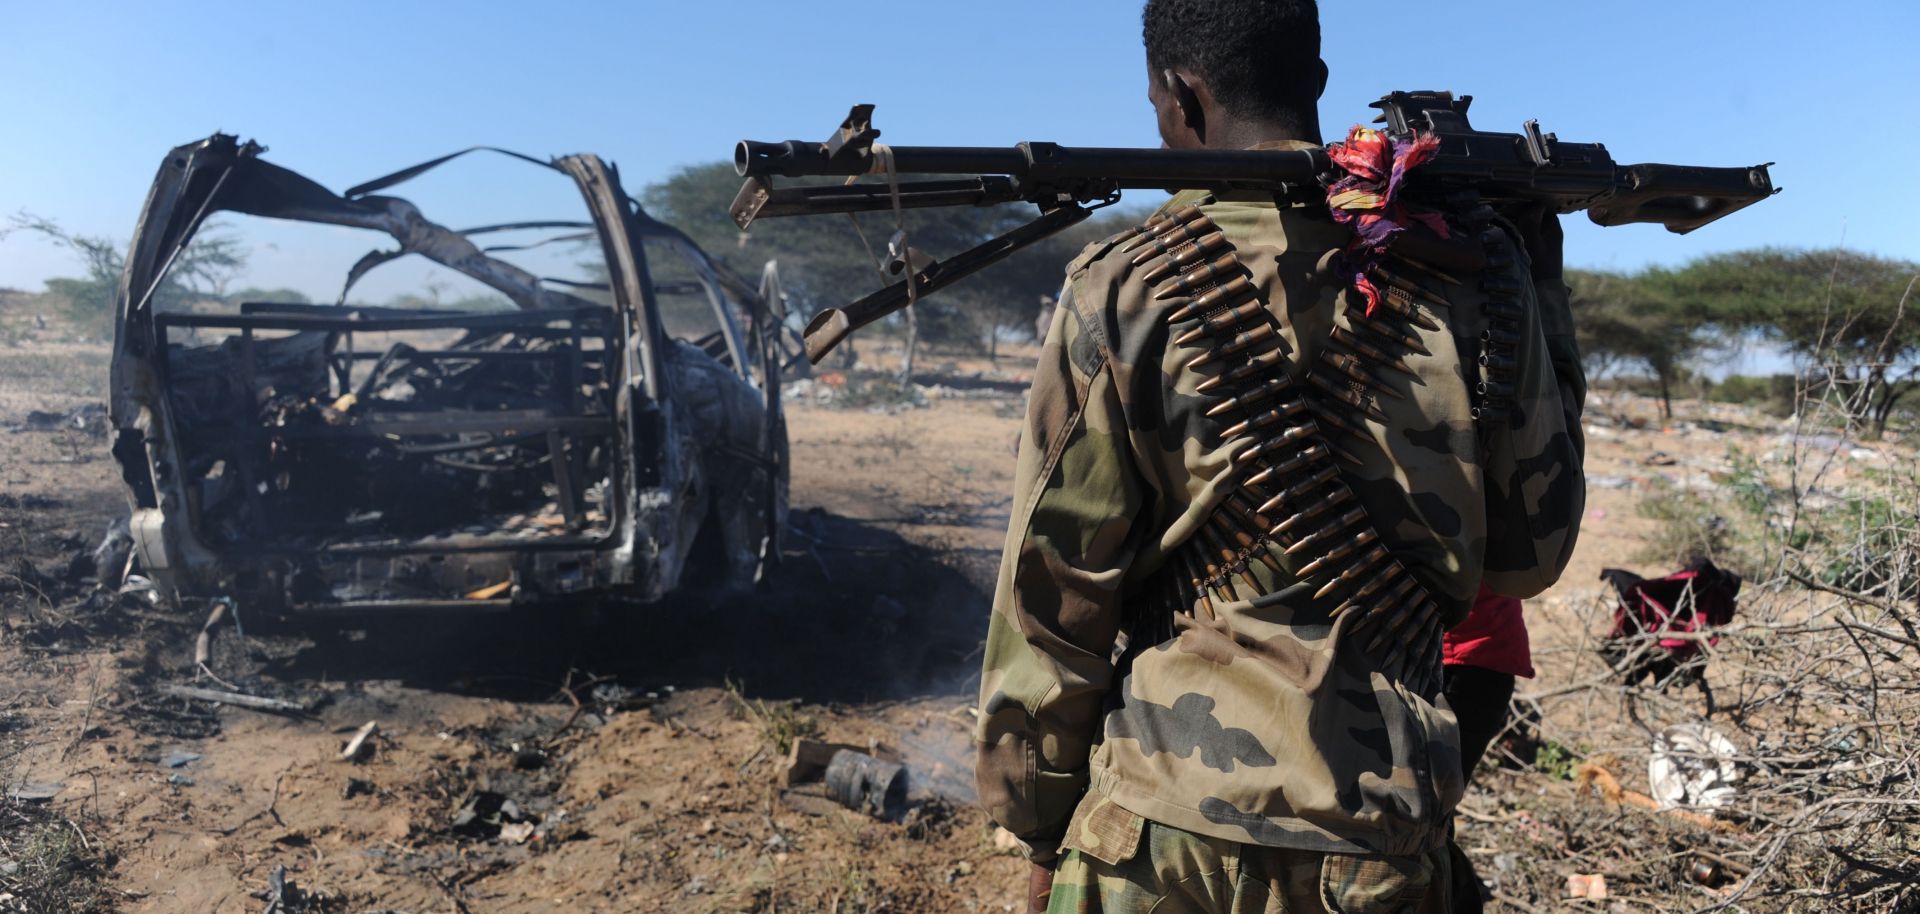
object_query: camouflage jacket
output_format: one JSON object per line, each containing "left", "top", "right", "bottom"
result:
{"left": 976, "top": 161, "right": 1586, "bottom": 862}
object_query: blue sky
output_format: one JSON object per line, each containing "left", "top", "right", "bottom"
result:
{"left": 2, "top": 0, "right": 1915, "bottom": 304}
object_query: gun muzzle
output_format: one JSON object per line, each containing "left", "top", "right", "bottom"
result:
{"left": 737, "top": 140, "right": 839, "bottom": 178}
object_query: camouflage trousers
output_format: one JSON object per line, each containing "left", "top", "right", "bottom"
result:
{"left": 1047, "top": 794, "right": 1450, "bottom": 914}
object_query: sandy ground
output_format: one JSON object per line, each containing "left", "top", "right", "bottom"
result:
{"left": 0, "top": 313, "right": 1907, "bottom": 912}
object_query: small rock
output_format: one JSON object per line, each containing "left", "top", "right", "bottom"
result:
{"left": 168, "top": 773, "right": 194, "bottom": 787}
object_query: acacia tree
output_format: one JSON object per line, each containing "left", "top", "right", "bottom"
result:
{"left": 1567, "top": 268, "right": 1715, "bottom": 419}
{"left": 3, "top": 212, "right": 246, "bottom": 333}
{"left": 1657, "top": 249, "right": 1919, "bottom": 436}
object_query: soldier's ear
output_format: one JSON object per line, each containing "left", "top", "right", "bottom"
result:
{"left": 1165, "top": 70, "right": 1206, "bottom": 140}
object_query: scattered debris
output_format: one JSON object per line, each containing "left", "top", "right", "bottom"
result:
{"left": 1574, "top": 759, "right": 1738, "bottom": 833}
{"left": 160, "top": 751, "right": 202, "bottom": 769}
{"left": 340, "top": 721, "right": 379, "bottom": 762}
{"left": 1649, "top": 724, "right": 1741, "bottom": 811}
{"left": 193, "top": 598, "right": 235, "bottom": 680}
{"left": 249, "top": 863, "right": 342, "bottom": 914}
{"left": 824, "top": 749, "right": 908, "bottom": 819}
{"left": 8, "top": 403, "right": 107, "bottom": 435}
{"left": 1600, "top": 560, "right": 1740, "bottom": 699}
{"left": 157, "top": 684, "right": 308, "bottom": 715}
{"left": 449, "top": 791, "right": 529, "bottom": 839}
{"left": 90, "top": 518, "right": 134, "bottom": 593}
{"left": 4, "top": 783, "right": 62, "bottom": 803}
{"left": 777, "top": 737, "right": 867, "bottom": 788}
{"left": 1564, "top": 873, "right": 1609, "bottom": 899}
{"left": 510, "top": 746, "right": 546, "bottom": 771}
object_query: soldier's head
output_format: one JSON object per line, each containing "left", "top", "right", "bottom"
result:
{"left": 1142, "top": 0, "right": 1326, "bottom": 150}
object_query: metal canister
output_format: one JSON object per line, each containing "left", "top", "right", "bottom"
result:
{"left": 824, "top": 749, "right": 907, "bottom": 819}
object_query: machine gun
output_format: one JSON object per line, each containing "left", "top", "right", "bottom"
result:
{"left": 731, "top": 91, "right": 1777, "bottom": 362}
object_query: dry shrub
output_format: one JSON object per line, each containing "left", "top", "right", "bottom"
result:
{"left": 1478, "top": 368, "right": 1920, "bottom": 913}
{"left": 0, "top": 804, "right": 116, "bottom": 914}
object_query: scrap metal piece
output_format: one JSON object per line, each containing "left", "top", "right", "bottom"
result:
{"left": 824, "top": 750, "right": 907, "bottom": 819}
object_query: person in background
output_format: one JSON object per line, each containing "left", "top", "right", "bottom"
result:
{"left": 1441, "top": 583, "right": 1535, "bottom": 913}
{"left": 1444, "top": 584, "right": 1533, "bottom": 775}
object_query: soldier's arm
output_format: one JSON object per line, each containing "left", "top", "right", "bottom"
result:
{"left": 1529, "top": 214, "right": 1589, "bottom": 427}
{"left": 975, "top": 288, "right": 1142, "bottom": 863}
{"left": 1480, "top": 209, "right": 1587, "bottom": 597}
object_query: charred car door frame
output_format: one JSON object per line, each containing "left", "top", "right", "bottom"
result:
{"left": 109, "top": 135, "right": 785, "bottom": 616}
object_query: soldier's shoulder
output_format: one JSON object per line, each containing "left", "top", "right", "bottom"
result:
{"left": 1066, "top": 226, "right": 1144, "bottom": 285}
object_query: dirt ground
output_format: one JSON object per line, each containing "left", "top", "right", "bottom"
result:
{"left": 0, "top": 304, "right": 1906, "bottom": 912}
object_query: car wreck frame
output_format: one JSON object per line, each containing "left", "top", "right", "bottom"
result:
{"left": 109, "top": 135, "right": 789, "bottom": 616}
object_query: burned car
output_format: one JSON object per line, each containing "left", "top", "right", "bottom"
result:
{"left": 108, "top": 135, "right": 788, "bottom": 615}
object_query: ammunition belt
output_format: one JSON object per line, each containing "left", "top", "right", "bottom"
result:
{"left": 1127, "top": 204, "right": 1449, "bottom": 696}
{"left": 1472, "top": 224, "right": 1523, "bottom": 423}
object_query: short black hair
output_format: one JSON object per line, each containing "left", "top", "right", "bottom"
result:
{"left": 1142, "top": 0, "right": 1323, "bottom": 123}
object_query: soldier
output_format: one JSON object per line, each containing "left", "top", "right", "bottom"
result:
{"left": 974, "top": 1, "right": 1587, "bottom": 912}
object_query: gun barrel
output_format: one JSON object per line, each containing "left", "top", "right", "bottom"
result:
{"left": 736, "top": 139, "right": 1329, "bottom": 196}
{"left": 1588, "top": 163, "right": 1777, "bottom": 235}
